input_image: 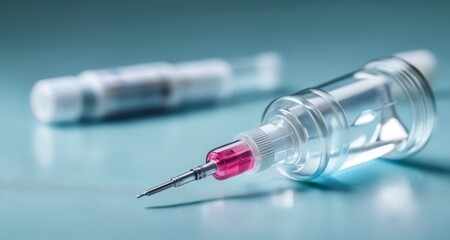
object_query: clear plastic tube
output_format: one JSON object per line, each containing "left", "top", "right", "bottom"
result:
{"left": 232, "top": 53, "right": 436, "bottom": 180}
{"left": 137, "top": 50, "right": 437, "bottom": 198}
{"left": 30, "top": 52, "right": 282, "bottom": 124}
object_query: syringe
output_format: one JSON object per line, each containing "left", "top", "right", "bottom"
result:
{"left": 30, "top": 52, "right": 281, "bottom": 124}
{"left": 137, "top": 50, "right": 436, "bottom": 198}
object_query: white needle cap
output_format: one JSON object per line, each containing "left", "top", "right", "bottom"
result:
{"left": 30, "top": 76, "right": 83, "bottom": 123}
{"left": 394, "top": 49, "right": 437, "bottom": 83}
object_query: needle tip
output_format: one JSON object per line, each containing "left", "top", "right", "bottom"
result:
{"left": 136, "top": 193, "right": 145, "bottom": 199}
{"left": 136, "top": 180, "right": 175, "bottom": 199}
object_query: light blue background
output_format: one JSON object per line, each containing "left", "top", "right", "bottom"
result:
{"left": 1, "top": 0, "right": 450, "bottom": 239}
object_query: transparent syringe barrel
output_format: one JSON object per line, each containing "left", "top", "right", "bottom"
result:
{"left": 239, "top": 57, "right": 436, "bottom": 181}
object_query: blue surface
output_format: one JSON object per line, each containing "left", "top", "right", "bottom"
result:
{"left": 1, "top": 0, "right": 450, "bottom": 239}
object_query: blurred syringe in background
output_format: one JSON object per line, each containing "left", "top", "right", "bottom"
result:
{"left": 30, "top": 52, "right": 282, "bottom": 124}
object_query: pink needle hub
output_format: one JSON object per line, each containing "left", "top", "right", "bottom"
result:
{"left": 206, "top": 141, "right": 255, "bottom": 180}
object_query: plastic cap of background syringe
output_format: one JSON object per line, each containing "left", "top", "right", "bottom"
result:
{"left": 30, "top": 76, "right": 83, "bottom": 123}
{"left": 394, "top": 49, "right": 437, "bottom": 83}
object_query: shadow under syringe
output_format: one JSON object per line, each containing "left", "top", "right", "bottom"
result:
{"left": 146, "top": 178, "right": 354, "bottom": 210}
{"left": 433, "top": 88, "right": 450, "bottom": 100}
{"left": 387, "top": 156, "right": 450, "bottom": 177}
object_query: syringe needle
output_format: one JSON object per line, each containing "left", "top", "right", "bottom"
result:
{"left": 137, "top": 180, "right": 175, "bottom": 198}
{"left": 137, "top": 161, "right": 217, "bottom": 199}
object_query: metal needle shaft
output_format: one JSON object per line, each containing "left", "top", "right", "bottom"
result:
{"left": 137, "top": 161, "right": 217, "bottom": 199}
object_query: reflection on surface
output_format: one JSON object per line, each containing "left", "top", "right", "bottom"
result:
{"left": 33, "top": 125, "right": 108, "bottom": 170}
{"left": 33, "top": 125, "right": 57, "bottom": 169}
{"left": 270, "top": 189, "right": 295, "bottom": 208}
{"left": 373, "top": 175, "right": 418, "bottom": 222}
{"left": 198, "top": 187, "right": 299, "bottom": 232}
{"left": 33, "top": 125, "right": 85, "bottom": 169}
